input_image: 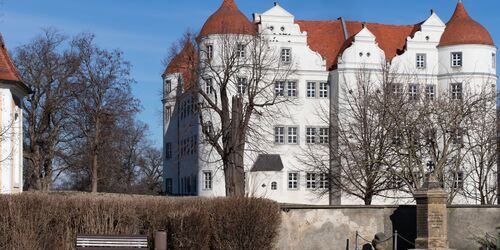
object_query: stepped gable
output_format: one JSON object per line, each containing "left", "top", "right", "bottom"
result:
{"left": 296, "top": 20, "right": 421, "bottom": 70}
{"left": 439, "top": 1, "right": 494, "bottom": 47}
{"left": 164, "top": 41, "right": 198, "bottom": 90}
{"left": 199, "top": 0, "right": 256, "bottom": 38}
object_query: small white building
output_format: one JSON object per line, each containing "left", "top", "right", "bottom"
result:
{"left": 162, "top": 0, "right": 497, "bottom": 204}
{"left": 0, "top": 34, "right": 30, "bottom": 194}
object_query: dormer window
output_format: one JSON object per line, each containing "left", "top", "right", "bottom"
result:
{"left": 416, "top": 53, "right": 426, "bottom": 69}
{"left": 206, "top": 44, "right": 213, "bottom": 60}
{"left": 451, "top": 52, "right": 462, "bottom": 67}
{"left": 281, "top": 48, "right": 291, "bottom": 63}
{"left": 237, "top": 44, "right": 246, "bottom": 58}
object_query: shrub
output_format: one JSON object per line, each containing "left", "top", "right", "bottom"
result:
{"left": 0, "top": 192, "right": 281, "bottom": 250}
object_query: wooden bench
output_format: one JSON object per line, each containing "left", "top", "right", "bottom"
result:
{"left": 76, "top": 235, "right": 148, "bottom": 249}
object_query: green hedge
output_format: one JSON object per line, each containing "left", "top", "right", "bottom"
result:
{"left": 0, "top": 192, "right": 281, "bottom": 250}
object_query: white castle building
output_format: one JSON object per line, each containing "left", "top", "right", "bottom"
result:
{"left": 0, "top": 34, "right": 30, "bottom": 194}
{"left": 162, "top": 0, "right": 497, "bottom": 204}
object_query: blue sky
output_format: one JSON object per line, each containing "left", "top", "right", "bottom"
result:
{"left": 1, "top": 0, "right": 498, "bottom": 146}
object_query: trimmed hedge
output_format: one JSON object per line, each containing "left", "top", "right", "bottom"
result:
{"left": 0, "top": 192, "right": 281, "bottom": 250}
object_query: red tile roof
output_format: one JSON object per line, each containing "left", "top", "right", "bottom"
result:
{"left": 164, "top": 41, "right": 198, "bottom": 90}
{"left": 0, "top": 33, "right": 23, "bottom": 82}
{"left": 296, "top": 20, "right": 421, "bottom": 70}
{"left": 439, "top": 1, "right": 494, "bottom": 47}
{"left": 199, "top": 0, "right": 256, "bottom": 38}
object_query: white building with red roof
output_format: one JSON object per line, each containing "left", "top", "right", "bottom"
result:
{"left": 162, "top": 0, "right": 497, "bottom": 204}
{"left": 0, "top": 34, "right": 30, "bottom": 194}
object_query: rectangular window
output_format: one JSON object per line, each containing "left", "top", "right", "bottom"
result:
{"left": 392, "top": 83, "right": 403, "bottom": 96}
{"left": 391, "top": 129, "right": 403, "bottom": 146}
{"left": 206, "top": 45, "right": 213, "bottom": 60}
{"left": 306, "top": 173, "right": 317, "bottom": 189}
{"left": 205, "top": 78, "right": 213, "bottom": 94}
{"left": 307, "top": 82, "right": 316, "bottom": 97}
{"left": 416, "top": 53, "right": 426, "bottom": 69}
{"left": 451, "top": 83, "right": 462, "bottom": 100}
{"left": 319, "top": 82, "right": 329, "bottom": 98}
{"left": 451, "top": 128, "right": 463, "bottom": 145}
{"left": 425, "top": 85, "right": 435, "bottom": 100}
{"left": 281, "top": 48, "right": 291, "bottom": 63}
{"left": 493, "top": 53, "right": 496, "bottom": 68}
{"left": 424, "top": 128, "right": 436, "bottom": 145}
{"left": 306, "top": 127, "right": 317, "bottom": 144}
{"left": 287, "top": 81, "right": 297, "bottom": 97}
{"left": 165, "top": 143, "right": 172, "bottom": 159}
{"left": 237, "top": 77, "right": 247, "bottom": 95}
{"left": 319, "top": 128, "right": 329, "bottom": 144}
{"left": 319, "top": 173, "right": 328, "bottom": 189}
{"left": 237, "top": 43, "right": 246, "bottom": 58}
{"left": 275, "top": 81, "right": 285, "bottom": 97}
{"left": 274, "top": 127, "right": 285, "bottom": 144}
{"left": 203, "top": 171, "right": 213, "bottom": 190}
{"left": 288, "top": 172, "right": 299, "bottom": 189}
{"left": 165, "top": 80, "right": 172, "bottom": 94}
{"left": 451, "top": 52, "right": 462, "bottom": 67}
{"left": 288, "top": 127, "right": 298, "bottom": 144}
{"left": 453, "top": 171, "right": 464, "bottom": 189}
{"left": 165, "top": 106, "right": 172, "bottom": 122}
{"left": 408, "top": 84, "right": 418, "bottom": 100}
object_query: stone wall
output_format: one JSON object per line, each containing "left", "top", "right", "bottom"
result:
{"left": 278, "top": 205, "right": 500, "bottom": 250}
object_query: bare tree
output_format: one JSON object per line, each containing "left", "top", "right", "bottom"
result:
{"left": 68, "top": 33, "right": 139, "bottom": 193}
{"left": 15, "top": 29, "right": 79, "bottom": 191}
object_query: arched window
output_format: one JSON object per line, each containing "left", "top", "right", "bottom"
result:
{"left": 271, "top": 182, "right": 277, "bottom": 190}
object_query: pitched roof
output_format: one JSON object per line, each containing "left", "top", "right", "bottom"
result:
{"left": 0, "top": 33, "right": 22, "bottom": 82}
{"left": 163, "top": 41, "right": 198, "bottom": 90}
{"left": 439, "top": 1, "right": 494, "bottom": 47}
{"left": 296, "top": 20, "right": 421, "bottom": 70}
{"left": 199, "top": 0, "right": 256, "bottom": 38}
{"left": 250, "top": 154, "right": 284, "bottom": 172}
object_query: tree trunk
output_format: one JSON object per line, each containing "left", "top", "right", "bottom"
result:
{"left": 224, "top": 97, "right": 245, "bottom": 197}
{"left": 91, "top": 119, "right": 101, "bottom": 193}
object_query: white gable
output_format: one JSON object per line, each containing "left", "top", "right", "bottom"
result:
{"left": 254, "top": 3, "right": 294, "bottom": 24}
{"left": 354, "top": 26, "right": 377, "bottom": 43}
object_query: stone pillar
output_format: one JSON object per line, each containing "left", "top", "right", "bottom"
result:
{"left": 412, "top": 174, "right": 454, "bottom": 250}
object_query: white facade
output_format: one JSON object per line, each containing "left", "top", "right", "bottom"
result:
{"left": 163, "top": 1, "right": 497, "bottom": 204}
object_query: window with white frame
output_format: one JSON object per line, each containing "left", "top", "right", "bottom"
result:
{"left": 307, "top": 82, "right": 316, "bottom": 97}
{"left": 165, "top": 106, "right": 172, "bottom": 122}
{"left": 288, "top": 127, "right": 298, "bottom": 144}
{"left": 319, "top": 173, "right": 328, "bottom": 189}
{"left": 206, "top": 44, "right": 213, "bottom": 61}
{"left": 165, "top": 143, "right": 172, "bottom": 159}
{"left": 287, "top": 81, "right": 297, "bottom": 97}
{"left": 281, "top": 48, "right": 291, "bottom": 63}
{"left": 306, "top": 173, "right": 317, "bottom": 189}
{"left": 274, "top": 127, "right": 285, "bottom": 144}
{"left": 203, "top": 171, "right": 213, "bottom": 190}
{"left": 425, "top": 85, "right": 435, "bottom": 100}
{"left": 319, "top": 128, "right": 329, "bottom": 144}
{"left": 493, "top": 53, "right": 496, "bottom": 68}
{"left": 416, "top": 53, "right": 426, "bottom": 69}
{"left": 237, "top": 43, "right": 246, "bottom": 58}
{"left": 391, "top": 83, "right": 403, "bottom": 96}
{"left": 408, "top": 84, "right": 418, "bottom": 100}
{"left": 306, "top": 127, "right": 317, "bottom": 144}
{"left": 205, "top": 78, "right": 213, "bottom": 95}
{"left": 275, "top": 81, "right": 285, "bottom": 97}
{"left": 319, "top": 82, "right": 329, "bottom": 98}
{"left": 451, "top": 83, "right": 462, "bottom": 100}
{"left": 453, "top": 171, "right": 464, "bottom": 189}
{"left": 165, "top": 80, "right": 172, "bottom": 94}
{"left": 391, "top": 129, "right": 403, "bottom": 146}
{"left": 237, "top": 77, "right": 247, "bottom": 95}
{"left": 271, "top": 182, "right": 277, "bottom": 190}
{"left": 451, "top": 52, "right": 462, "bottom": 67}
{"left": 288, "top": 172, "right": 299, "bottom": 189}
